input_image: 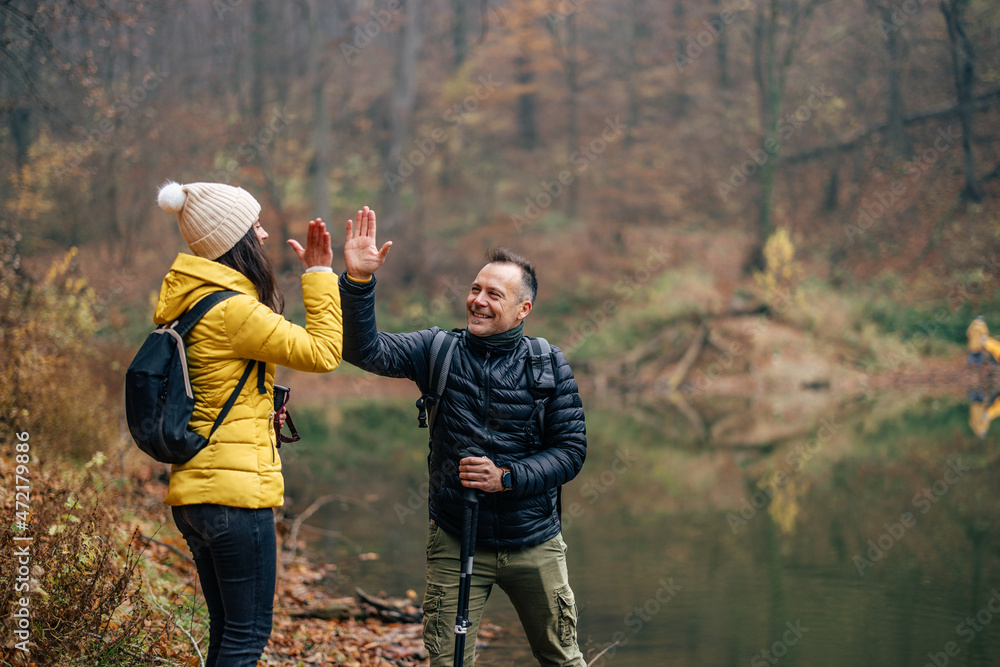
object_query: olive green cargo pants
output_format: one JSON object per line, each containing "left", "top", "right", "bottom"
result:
{"left": 422, "top": 521, "right": 585, "bottom": 666}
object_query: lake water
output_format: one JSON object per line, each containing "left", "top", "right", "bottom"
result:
{"left": 282, "top": 390, "right": 1000, "bottom": 666}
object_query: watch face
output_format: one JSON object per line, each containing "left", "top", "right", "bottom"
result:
{"left": 502, "top": 470, "right": 512, "bottom": 490}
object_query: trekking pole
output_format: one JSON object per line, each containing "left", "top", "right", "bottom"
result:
{"left": 454, "top": 447, "right": 484, "bottom": 667}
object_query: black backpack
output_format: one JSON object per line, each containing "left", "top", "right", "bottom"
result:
{"left": 414, "top": 329, "right": 562, "bottom": 512}
{"left": 415, "top": 329, "right": 557, "bottom": 438}
{"left": 125, "top": 291, "right": 261, "bottom": 464}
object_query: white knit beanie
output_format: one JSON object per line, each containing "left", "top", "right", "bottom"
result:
{"left": 157, "top": 181, "right": 261, "bottom": 259}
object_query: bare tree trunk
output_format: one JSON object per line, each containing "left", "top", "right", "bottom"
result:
{"left": 241, "top": 2, "right": 292, "bottom": 271}
{"left": 8, "top": 107, "right": 32, "bottom": 169}
{"left": 623, "top": 0, "right": 643, "bottom": 147}
{"left": 515, "top": 52, "right": 538, "bottom": 149}
{"left": 381, "top": 0, "right": 422, "bottom": 234}
{"left": 305, "top": 0, "right": 331, "bottom": 224}
{"left": 452, "top": 0, "right": 467, "bottom": 71}
{"left": 250, "top": 0, "right": 267, "bottom": 123}
{"left": 710, "top": 0, "right": 730, "bottom": 88}
{"left": 748, "top": 0, "right": 824, "bottom": 270}
{"left": 868, "top": 0, "right": 910, "bottom": 158}
{"left": 565, "top": 13, "right": 579, "bottom": 218}
{"left": 941, "top": 0, "right": 982, "bottom": 202}
{"left": 751, "top": 1, "right": 780, "bottom": 261}
{"left": 548, "top": 11, "right": 580, "bottom": 218}
{"left": 885, "top": 25, "right": 907, "bottom": 158}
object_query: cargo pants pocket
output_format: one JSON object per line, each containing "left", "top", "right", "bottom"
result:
{"left": 422, "top": 583, "right": 446, "bottom": 655}
{"left": 555, "top": 584, "right": 578, "bottom": 647}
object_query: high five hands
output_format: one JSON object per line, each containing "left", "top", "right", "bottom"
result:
{"left": 344, "top": 206, "right": 391, "bottom": 281}
{"left": 287, "top": 218, "right": 333, "bottom": 269}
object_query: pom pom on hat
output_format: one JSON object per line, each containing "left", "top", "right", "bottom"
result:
{"left": 156, "top": 180, "right": 261, "bottom": 259}
{"left": 157, "top": 181, "right": 187, "bottom": 214}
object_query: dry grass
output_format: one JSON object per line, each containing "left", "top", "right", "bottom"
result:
{"left": 0, "top": 456, "right": 179, "bottom": 666}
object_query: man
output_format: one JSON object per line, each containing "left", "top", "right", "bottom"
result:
{"left": 339, "top": 207, "right": 587, "bottom": 666}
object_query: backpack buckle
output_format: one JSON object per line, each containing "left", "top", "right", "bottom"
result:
{"left": 416, "top": 396, "right": 428, "bottom": 428}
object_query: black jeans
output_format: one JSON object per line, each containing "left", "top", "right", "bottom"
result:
{"left": 172, "top": 504, "right": 276, "bottom": 667}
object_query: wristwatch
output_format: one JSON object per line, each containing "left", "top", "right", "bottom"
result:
{"left": 500, "top": 467, "right": 512, "bottom": 492}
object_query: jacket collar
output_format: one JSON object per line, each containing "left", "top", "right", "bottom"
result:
{"left": 464, "top": 322, "right": 524, "bottom": 357}
{"left": 154, "top": 253, "right": 257, "bottom": 324}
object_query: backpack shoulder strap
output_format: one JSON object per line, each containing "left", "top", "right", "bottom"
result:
{"left": 525, "top": 336, "right": 557, "bottom": 445}
{"left": 416, "top": 329, "right": 461, "bottom": 432}
{"left": 525, "top": 336, "right": 563, "bottom": 519}
{"left": 169, "top": 289, "right": 262, "bottom": 436}
{"left": 209, "top": 359, "right": 257, "bottom": 437}
{"left": 172, "top": 290, "right": 240, "bottom": 337}
{"left": 526, "top": 336, "right": 556, "bottom": 391}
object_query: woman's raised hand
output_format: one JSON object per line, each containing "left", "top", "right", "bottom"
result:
{"left": 287, "top": 219, "right": 333, "bottom": 269}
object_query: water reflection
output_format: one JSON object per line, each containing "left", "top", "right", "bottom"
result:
{"left": 968, "top": 390, "right": 1000, "bottom": 438}
{"left": 284, "top": 392, "right": 1000, "bottom": 666}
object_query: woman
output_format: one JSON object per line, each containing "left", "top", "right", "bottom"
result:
{"left": 154, "top": 180, "right": 344, "bottom": 666}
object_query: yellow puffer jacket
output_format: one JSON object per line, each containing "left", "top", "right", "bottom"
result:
{"left": 968, "top": 318, "right": 989, "bottom": 352}
{"left": 153, "top": 253, "right": 342, "bottom": 509}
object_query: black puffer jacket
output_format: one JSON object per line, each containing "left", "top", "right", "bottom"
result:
{"left": 339, "top": 274, "right": 587, "bottom": 549}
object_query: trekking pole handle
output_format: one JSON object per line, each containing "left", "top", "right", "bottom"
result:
{"left": 460, "top": 446, "right": 486, "bottom": 459}
{"left": 459, "top": 446, "right": 486, "bottom": 502}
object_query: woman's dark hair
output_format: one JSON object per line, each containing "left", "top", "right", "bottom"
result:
{"left": 216, "top": 227, "right": 284, "bottom": 314}
{"left": 486, "top": 247, "right": 538, "bottom": 304}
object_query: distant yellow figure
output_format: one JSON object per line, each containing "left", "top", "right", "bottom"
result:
{"left": 968, "top": 316, "right": 988, "bottom": 351}
{"left": 968, "top": 316, "right": 990, "bottom": 365}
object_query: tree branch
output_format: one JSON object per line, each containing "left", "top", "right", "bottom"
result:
{"left": 784, "top": 88, "right": 1000, "bottom": 164}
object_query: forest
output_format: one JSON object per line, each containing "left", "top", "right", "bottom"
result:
{"left": 2, "top": 0, "right": 1000, "bottom": 664}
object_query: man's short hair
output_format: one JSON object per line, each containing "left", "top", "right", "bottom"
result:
{"left": 486, "top": 247, "right": 538, "bottom": 304}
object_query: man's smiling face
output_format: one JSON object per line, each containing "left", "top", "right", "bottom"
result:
{"left": 466, "top": 262, "right": 532, "bottom": 337}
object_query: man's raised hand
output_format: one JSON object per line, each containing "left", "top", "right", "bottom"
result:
{"left": 344, "top": 206, "right": 391, "bottom": 281}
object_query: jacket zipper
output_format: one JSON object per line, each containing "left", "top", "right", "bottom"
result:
{"left": 482, "top": 350, "right": 500, "bottom": 541}
{"left": 483, "top": 350, "right": 493, "bottom": 456}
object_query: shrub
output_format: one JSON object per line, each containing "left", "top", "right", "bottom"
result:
{"left": 0, "top": 457, "right": 168, "bottom": 666}
{"left": 0, "top": 227, "right": 114, "bottom": 460}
